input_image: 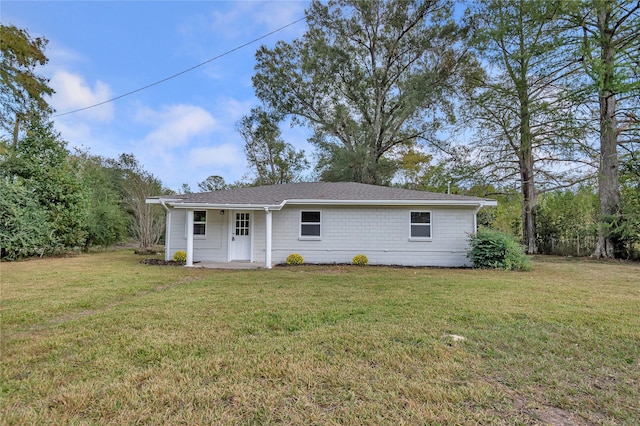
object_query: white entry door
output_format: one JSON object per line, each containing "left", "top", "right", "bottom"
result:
{"left": 231, "top": 212, "right": 251, "bottom": 261}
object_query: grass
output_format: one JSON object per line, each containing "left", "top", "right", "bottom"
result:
{"left": 1, "top": 251, "right": 639, "bottom": 425}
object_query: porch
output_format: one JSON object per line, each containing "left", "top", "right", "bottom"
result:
{"left": 192, "top": 261, "right": 263, "bottom": 270}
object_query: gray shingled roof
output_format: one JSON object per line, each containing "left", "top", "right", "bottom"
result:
{"left": 152, "top": 182, "right": 494, "bottom": 206}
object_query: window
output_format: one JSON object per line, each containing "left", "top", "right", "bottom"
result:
{"left": 300, "top": 211, "right": 321, "bottom": 238}
{"left": 410, "top": 211, "right": 431, "bottom": 239}
{"left": 194, "top": 210, "right": 206, "bottom": 236}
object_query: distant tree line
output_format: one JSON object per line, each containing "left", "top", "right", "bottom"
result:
{"left": 2, "top": 0, "right": 639, "bottom": 260}
{"left": 0, "top": 117, "right": 171, "bottom": 258}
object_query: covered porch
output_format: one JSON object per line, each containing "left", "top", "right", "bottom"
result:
{"left": 193, "top": 261, "right": 263, "bottom": 270}
{"left": 160, "top": 204, "right": 277, "bottom": 269}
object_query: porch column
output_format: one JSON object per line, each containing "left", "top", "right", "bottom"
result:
{"left": 186, "top": 209, "right": 194, "bottom": 267}
{"left": 264, "top": 208, "right": 272, "bottom": 269}
{"left": 160, "top": 200, "right": 172, "bottom": 261}
{"left": 164, "top": 209, "right": 172, "bottom": 261}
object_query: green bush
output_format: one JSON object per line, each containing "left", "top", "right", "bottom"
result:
{"left": 351, "top": 254, "right": 369, "bottom": 266}
{"left": 173, "top": 251, "right": 187, "bottom": 263}
{"left": 468, "top": 228, "right": 531, "bottom": 271}
{"left": 286, "top": 253, "right": 304, "bottom": 265}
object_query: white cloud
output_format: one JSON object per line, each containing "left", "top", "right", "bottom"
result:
{"left": 253, "top": 1, "right": 308, "bottom": 34}
{"left": 129, "top": 103, "right": 243, "bottom": 190}
{"left": 46, "top": 41, "right": 86, "bottom": 69}
{"left": 136, "top": 104, "right": 219, "bottom": 148}
{"left": 217, "top": 97, "right": 255, "bottom": 122}
{"left": 197, "top": 1, "right": 308, "bottom": 40}
{"left": 188, "top": 144, "right": 243, "bottom": 168}
{"left": 50, "top": 71, "right": 114, "bottom": 121}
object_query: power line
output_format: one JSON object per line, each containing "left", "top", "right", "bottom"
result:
{"left": 53, "top": 16, "right": 306, "bottom": 118}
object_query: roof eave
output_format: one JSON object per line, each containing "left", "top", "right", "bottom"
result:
{"left": 285, "top": 199, "right": 495, "bottom": 207}
{"left": 145, "top": 197, "right": 183, "bottom": 204}
{"left": 164, "top": 199, "right": 497, "bottom": 209}
{"left": 170, "top": 202, "right": 285, "bottom": 211}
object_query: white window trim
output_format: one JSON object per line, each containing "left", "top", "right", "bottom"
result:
{"left": 409, "top": 210, "right": 432, "bottom": 241}
{"left": 193, "top": 210, "right": 207, "bottom": 239}
{"left": 299, "top": 210, "right": 322, "bottom": 240}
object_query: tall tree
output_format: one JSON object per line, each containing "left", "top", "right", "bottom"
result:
{"left": 253, "top": 0, "right": 476, "bottom": 185}
{"left": 76, "top": 152, "right": 128, "bottom": 250}
{"left": 1, "top": 115, "right": 88, "bottom": 253}
{"left": 197, "top": 175, "right": 228, "bottom": 192}
{"left": 237, "top": 107, "right": 308, "bottom": 185}
{"left": 394, "top": 145, "right": 463, "bottom": 193}
{"left": 0, "top": 25, "right": 54, "bottom": 146}
{"left": 466, "top": 0, "right": 590, "bottom": 253}
{"left": 569, "top": 0, "right": 640, "bottom": 258}
{"left": 108, "top": 154, "right": 166, "bottom": 251}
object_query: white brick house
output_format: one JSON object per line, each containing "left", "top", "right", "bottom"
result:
{"left": 146, "top": 182, "right": 496, "bottom": 268}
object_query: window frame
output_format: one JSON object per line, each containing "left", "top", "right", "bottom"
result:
{"left": 299, "top": 210, "right": 322, "bottom": 240}
{"left": 193, "top": 210, "right": 207, "bottom": 238}
{"left": 409, "top": 211, "right": 432, "bottom": 241}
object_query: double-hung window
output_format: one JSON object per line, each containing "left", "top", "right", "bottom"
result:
{"left": 193, "top": 210, "right": 207, "bottom": 236}
{"left": 300, "top": 211, "right": 321, "bottom": 239}
{"left": 410, "top": 211, "right": 431, "bottom": 239}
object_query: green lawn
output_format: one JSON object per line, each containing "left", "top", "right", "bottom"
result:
{"left": 1, "top": 251, "right": 638, "bottom": 425}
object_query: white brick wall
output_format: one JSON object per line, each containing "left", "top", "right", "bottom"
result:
{"left": 269, "top": 205, "right": 475, "bottom": 267}
{"left": 168, "top": 204, "right": 476, "bottom": 267}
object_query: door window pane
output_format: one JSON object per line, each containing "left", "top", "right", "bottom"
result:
{"left": 235, "top": 213, "right": 250, "bottom": 236}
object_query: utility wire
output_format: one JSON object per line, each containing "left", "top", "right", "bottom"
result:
{"left": 53, "top": 16, "right": 306, "bottom": 118}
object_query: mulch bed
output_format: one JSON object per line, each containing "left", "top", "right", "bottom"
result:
{"left": 140, "top": 259, "right": 184, "bottom": 266}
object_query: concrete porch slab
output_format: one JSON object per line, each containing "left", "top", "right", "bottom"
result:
{"left": 192, "top": 261, "right": 263, "bottom": 270}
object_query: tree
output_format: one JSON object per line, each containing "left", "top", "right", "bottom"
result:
{"left": 616, "top": 152, "right": 640, "bottom": 258}
{"left": 237, "top": 107, "right": 308, "bottom": 185}
{"left": 108, "top": 154, "right": 166, "bottom": 251}
{"left": 466, "top": 0, "right": 590, "bottom": 253}
{"left": 394, "top": 146, "right": 464, "bottom": 193}
{"left": 76, "top": 152, "right": 128, "bottom": 250}
{"left": 1, "top": 115, "right": 88, "bottom": 255}
{"left": 0, "top": 25, "right": 54, "bottom": 146}
{"left": 536, "top": 186, "right": 599, "bottom": 256}
{"left": 253, "top": 0, "right": 476, "bottom": 185}
{"left": 179, "top": 183, "right": 192, "bottom": 194}
{"left": 569, "top": 0, "right": 640, "bottom": 258}
{"left": 0, "top": 179, "right": 52, "bottom": 259}
{"left": 197, "top": 175, "right": 228, "bottom": 192}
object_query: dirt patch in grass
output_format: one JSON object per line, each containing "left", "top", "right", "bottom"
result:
{"left": 491, "top": 379, "right": 592, "bottom": 425}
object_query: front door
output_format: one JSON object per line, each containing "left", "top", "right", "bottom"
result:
{"left": 231, "top": 212, "right": 251, "bottom": 261}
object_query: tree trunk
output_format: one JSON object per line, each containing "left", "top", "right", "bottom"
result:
{"left": 519, "top": 85, "right": 538, "bottom": 254}
{"left": 592, "top": 3, "right": 621, "bottom": 259}
{"left": 521, "top": 158, "right": 538, "bottom": 254}
{"left": 593, "top": 90, "right": 620, "bottom": 258}
{"left": 12, "top": 115, "right": 21, "bottom": 149}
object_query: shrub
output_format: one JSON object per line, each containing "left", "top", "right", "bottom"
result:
{"left": 173, "top": 251, "right": 187, "bottom": 263}
{"left": 286, "top": 253, "right": 304, "bottom": 265}
{"left": 468, "top": 228, "right": 531, "bottom": 271}
{"left": 351, "top": 254, "right": 369, "bottom": 266}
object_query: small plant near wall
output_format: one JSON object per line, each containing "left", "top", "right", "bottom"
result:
{"left": 173, "top": 251, "right": 187, "bottom": 263}
{"left": 352, "top": 254, "right": 369, "bottom": 266}
{"left": 286, "top": 253, "right": 304, "bottom": 265}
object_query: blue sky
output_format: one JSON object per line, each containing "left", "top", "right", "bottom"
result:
{"left": 3, "top": 1, "right": 312, "bottom": 191}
